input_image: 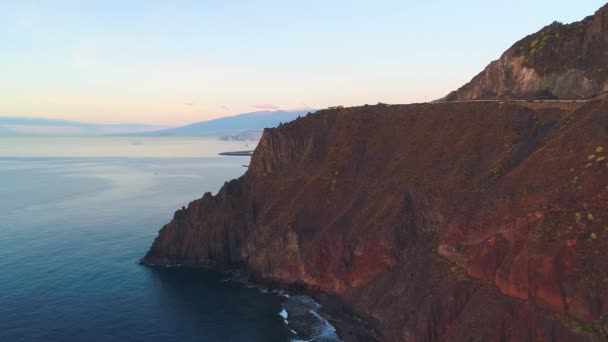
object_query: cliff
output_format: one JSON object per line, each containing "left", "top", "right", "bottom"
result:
{"left": 144, "top": 99, "right": 608, "bottom": 341}
{"left": 445, "top": 4, "right": 608, "bottom": 101}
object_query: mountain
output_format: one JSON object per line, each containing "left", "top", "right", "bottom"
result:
{"left": 142, "top": 4, "right": 608, "bottom": 342}
{"left": 143, "top": 99, "right": 608, "bottom": 341}
{"left": 0, "top": 117, "right": 164, "bottom": 136}
{"left": 0, "top": 110, "right": 314, "bottom": 137}
{"left": 138, "top": 109, "right": 313, "bottom": 138}
{"left": 445, "top": 4, "right": 608, "bottom": 101}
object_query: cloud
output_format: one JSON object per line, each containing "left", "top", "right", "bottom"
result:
{"left": 220, "top": 105, "right": 229, "bottom": 111}
{"left": 251, "top": 104, "right": 279, "bottom": 110}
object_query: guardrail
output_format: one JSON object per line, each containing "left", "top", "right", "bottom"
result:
{"left": 437, "top": 99, "right": 589, "bottom": 104}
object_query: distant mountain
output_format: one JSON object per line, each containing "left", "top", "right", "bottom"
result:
{"left": 138, "top": 109, "right": 314, "bottom": 138}
{"left": 0, "top": 117, "right": 165, "bottom": 136}
{"left": 445, "top": 3, "right": 608, "bottom": 101}
{"left": 0, "top": 109, "right": 315, "bottom": 138}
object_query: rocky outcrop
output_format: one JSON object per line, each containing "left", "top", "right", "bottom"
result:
{"left": 144, "top": 98, "right": 608, "bottom": 341}
{"left": 445, "top": 4, "right": 608, "bottom": 101}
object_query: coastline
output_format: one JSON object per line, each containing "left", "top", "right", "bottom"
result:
{"left": 139, "top": 261, "right": 379, "bottom": 342}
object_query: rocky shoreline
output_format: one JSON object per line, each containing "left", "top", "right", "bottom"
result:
{"left": 139, "top": 261, "right": 375, "bottom": 341}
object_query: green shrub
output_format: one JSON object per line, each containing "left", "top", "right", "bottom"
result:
{"left": 596, "top": 146, "right": 605, "bottom": 153}
{"left": 530, "top": 39, "right": 539, "bottom": 48}
{"left": 582, "top": 324, "right": 595, "bottom": 333}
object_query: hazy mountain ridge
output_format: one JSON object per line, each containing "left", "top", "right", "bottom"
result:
{"left": 137, "top": 109, "right": 314, "bottom": 138}
{"left": 0, "top": 117, "right": 165, "bottom": 136}
{"left": 0, "top": 109, "right": 314, "bottom": 138}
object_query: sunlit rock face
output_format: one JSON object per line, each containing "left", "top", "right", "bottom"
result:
{"left": 445, "top": 4, "right": 608, "bottom": 101}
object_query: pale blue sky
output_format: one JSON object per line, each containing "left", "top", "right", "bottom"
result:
{"left": 1, "top": 1, "right": 605, "bottom": 125}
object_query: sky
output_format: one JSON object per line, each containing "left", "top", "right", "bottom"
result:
{"left": 1, "top": 1, "right": 606, "bottom": 126}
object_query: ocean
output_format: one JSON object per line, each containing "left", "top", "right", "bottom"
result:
{"left": 0, "top": 137, "right": 319, "bottom": 342}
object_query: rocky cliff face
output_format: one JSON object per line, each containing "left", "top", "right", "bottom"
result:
{"left": 144, "top": 98, "right": 608, "bottom": 341}
{"left": 445, "top": 4, "right": 608, "bottom": 101}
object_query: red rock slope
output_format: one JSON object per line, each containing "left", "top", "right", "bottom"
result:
{"left": 144, "top": 99, "right": 608, "bottom": 341}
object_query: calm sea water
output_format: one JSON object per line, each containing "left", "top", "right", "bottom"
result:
{"left": 0, "top": 137, "right": 295, "bottom": 342}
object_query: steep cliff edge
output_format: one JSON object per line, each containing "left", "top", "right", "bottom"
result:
{"left": 144, "top": 99, "right": 608, "bottom": 341}
{"left": 445, "top": 4, "right": 608, "bottom": 101}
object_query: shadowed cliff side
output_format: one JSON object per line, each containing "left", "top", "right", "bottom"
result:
{"left": 144, "top": 99, "right": 608, "bottom": 341}
{"left": 445, "top": 3, "right": 608, "bottom": 101}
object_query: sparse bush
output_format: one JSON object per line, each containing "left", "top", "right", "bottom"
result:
{"left": 530, "top": 39, "right": 539, "bottom": 48}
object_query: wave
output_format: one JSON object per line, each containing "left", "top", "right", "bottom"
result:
{"left": 279, "top": 295, "right": 341, "bottom": 342}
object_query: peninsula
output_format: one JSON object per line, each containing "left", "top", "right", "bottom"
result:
{"left": 143, "top": 4, "right": 608, "bottom": 341}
